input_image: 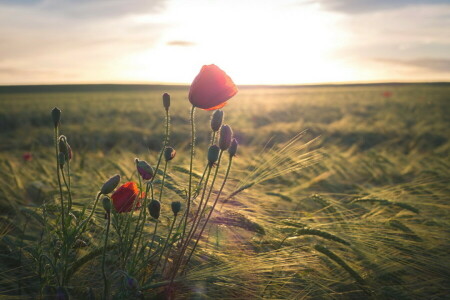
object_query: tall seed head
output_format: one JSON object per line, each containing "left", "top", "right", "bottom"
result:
{"left": 135, "top": 159, "right": 154, "bottom": 181}
{"left": 101, "top": 174, "right": 121, "bottom": 195}
{"left": 162, "top": 93, "right": 170, "bottom": 111}
{"left": 229, "top": 138, "right": 238, "bottom": 157}
{"left": 219, "top": 125, "right": 233, "bottom": 150}
{"left": 148, "top": 199, "right": 161, "bottom": 219}
{"left": 164, "top": 147, "right": 176, "bottom": 161}
{"left": 171, "top": 201, "right": 181, "bottom": 216}
{"left": 210, "top": 110, "right": 224, "bottom": 132}
{"left": 208, "top": 145, "right": 220, "bottom": 166}
{"left": 51, "top": 107, "right": 61, "bottom": 128}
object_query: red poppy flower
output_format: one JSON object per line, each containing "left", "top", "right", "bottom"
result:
{"left": 111, "top": 181, "right": 142, "bottom": 213}
{"left": 188, "top": 64, "right": 238, "bottom": 110}
{"left": 23, "top": 152, "right": 32, "bottom": 161}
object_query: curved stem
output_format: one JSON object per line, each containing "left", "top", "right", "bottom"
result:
{"left": 131, "top": 182, "right": 151, "bottom": 266}
{"left": 67, "top": 160, "right": 72, "bottom": 210}
{"left": 183, "top": 156, "right": 233, "bottom": 271}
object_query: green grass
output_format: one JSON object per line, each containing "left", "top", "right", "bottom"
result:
{"left": 0, "top": 83, "right": 449, "bottom": 298}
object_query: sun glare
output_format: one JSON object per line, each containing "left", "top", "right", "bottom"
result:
{"left": 125, "top": 0, "right": 346, "bottom": 85}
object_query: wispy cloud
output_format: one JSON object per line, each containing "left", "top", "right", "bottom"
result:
{"left": 312, "top": 0, "right": 450, "bottom": 14}
{"left": 167, "top": 40, "right": 196, "bottom": 47}
{"left": 375, "top": 58, "right": 450, "bottom": 72}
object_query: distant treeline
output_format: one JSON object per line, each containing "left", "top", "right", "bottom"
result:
{"left": 0, "top": 82, "right": 449, "bottom": 94}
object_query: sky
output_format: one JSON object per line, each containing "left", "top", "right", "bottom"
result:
{"left": 0, "top": 0, "right": 449, "bottom": 85}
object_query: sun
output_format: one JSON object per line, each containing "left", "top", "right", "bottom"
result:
{"left": 123, "top": 0, "right": 349, "bottom": 85}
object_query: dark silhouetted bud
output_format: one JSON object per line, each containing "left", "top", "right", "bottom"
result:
{"left": 163, "top": 93, "right": 170, "bottom": 111}
{"left": 164, "top": 147, "right": 176, "bottom": 161}
{"left": 125, "top": 275, "right": 139, "bottom": 290}
{"left": 58, "top": 152, "right": 66, "bottom": 168}
{"left": 148, "top": 199, "right": 161, "bottom": 219}
{"left": 208, "top": 145, "right": 220, "bottom": 166}
{"left": 56, "top": 287, "right": 69, "bottom": 300}
{"left": 135, "top": 159, "right": 154, "bottom": 180}
{"left": 229, "top": 138, "right": 238, "bottom": 157}
{"left": 219, "top": 125, "right": 233, "bottom": 150}
{"left": 101, "top": 174, "right": 121, "bottom": 195}
{"left": 102, "top": 197, "right": 111, "bottom": 213}
{"left": 171, "top": 201, "right": 181, "bottom": 216}
{"left": 52, "top": 107, "right": 61, "bottom": 128}
{"left": 210, "top": 110, "right": 224, "bottom": 132}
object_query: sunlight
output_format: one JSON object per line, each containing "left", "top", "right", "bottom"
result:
{"left": 125, "top": 0, "right": 348, "bottom": 84}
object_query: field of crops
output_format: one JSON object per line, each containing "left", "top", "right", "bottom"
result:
{"left": 0, "top": 83, "right": 449, "bottom": 299}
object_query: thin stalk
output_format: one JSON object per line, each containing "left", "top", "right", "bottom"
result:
{"left": 102, "top": 214, "right": 111, "bottom": 300}
{"left": 67, "top": 160, "right": 72, "bottom": 210}
{"left": 182, "top": 106, "right": 196, "bottom": 242}
{"left": 159, "top": 161, "right": 169, "bottom": 203}
{"left": 153, "top": 215, "right": 177, "bottom": 276}
{"left": 60, "top": 169, "right": 72, "bottom": 216}
{"left": 210, "top": 131, "right": 216, "bottom": 145}
{"left": 193, "top": 164, "right": 209, "bottom": 200}
{"left": 75, "top": 192, "right": 102, "bottom": 237}
{"left": 54, "top": 128, "right": 66, "bottom": 239}
{"left": 131, "top": 182, "right": 152, "bottom": 266}
{"left": 153, "top": 109, "right": 170, "bottom": 181}
{"left": 187, "top": 151, "right": 223, "bottom": 245}
{"left": 183, "top": 165, "right": 212, "bottom": 250}
{"left": 183, "top": 156, "right": 233, "bottom": 271}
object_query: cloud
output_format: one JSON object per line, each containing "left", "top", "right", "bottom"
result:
{"left": 166, "top": 40, "right": 196, "bottom": 47}
{"left": 312, "top": 0, "right": 450, "bottom": 14}
{"left": 375, "top": 58, "right": 450, "bottom": 72}
{"left": 1, "top": 0, "right": 166, "bottom": 19}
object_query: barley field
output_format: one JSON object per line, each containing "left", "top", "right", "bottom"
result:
{"left": 0, "top": 83, "right": 449, "bottom": 299}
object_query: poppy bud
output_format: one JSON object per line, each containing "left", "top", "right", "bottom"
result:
{"left": 58, "top": 136, "right": 69, "bottom": 158}
{"left": 148, "top": 199, "right": 161, "bottom": 219}
{"left": 210, "top": 110, "right": 224, "bottom": 132}
{"left": 208, "top": 145, "right": 220, "bottom": 166}
{"left": 56, "top": 287, "right": 69, "bottom": 300}
{"left": 164, "top": 147, "right": 176, "bottom": 161}
{"left": 163, "top": 93, "right": 170, "bottom": 111}
{"left": 58, "top": 152, "right": 66, "bottom": 168}
{"left": 101, "top": 174, "right": 121, "bottom": 195}
{"left": 125, "top": 275, "right": 139, "bottom": 290}
{"left": 171, "top": 201, "right": 181, "bottom": 216}
{"left": 136, "top": 159, "right": 154, "bottom": 181}
{"left": 229, "top": 138, "right": 238, "bottom": 158}
{"left": 219, "top": 125, "right": 233, "bottom": 150}
{"left": 52, "top": 107, "right": 61, "bottom": 128}
{"left": 102, "top": 197, "right": 111, "bottom": 213}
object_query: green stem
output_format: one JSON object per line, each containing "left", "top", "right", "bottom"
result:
{"left": 153, "top": 215, "right": 177, "bottom": 276}
{"left": 153, "top": 109, "right": 170, "bottom": 182}
{"left": 189, "top": 151, "right": 223, "bottom": 241}
{"left": 55, "top": 128, "right": 66, "bottom": 241}
{"left": 102, "top": 214, "right": 111, "bottom": 300}
{"left": 159, "top": 161, "right": 169, "bottom": 203}
{"left": 67, "top": 160, "right": 72, "bottom": 210}
{"left": 183, "top": 156, "right": 233, "bottom": 271}
{"left": 131, "top": 182, "right": 151, "bottom": 267}
{"left": 182, "top": 106, "right": 196, "bottom": 242}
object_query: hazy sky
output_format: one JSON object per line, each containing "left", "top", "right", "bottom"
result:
{"left": 1, "top": 0, "right": 449, "bottom": 85}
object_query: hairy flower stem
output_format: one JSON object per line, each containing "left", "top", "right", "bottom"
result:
{"left": 54, "top": 127, "right": 66, "bottom": 240}
{"left": 153, "top": 215, "right": 177, "bottom": 277}
{"left": 210, "top": 131, "right": 216, "bottom": 145}
{"left": 182, "top": 106, "right": 196, "bottom": 243}
{"left": 67, "top": 160, "right": 72, "bottom": 210}
{"left": 184, "top": 151, "right": 223, "bottom": 253}
{"left": 102, "top": 214, "right": 111, "bottom": 300}
{"left": 183, "top": 156, "right": 233, "bottom": 271}
{"left": 183, "top": 165, "right": 212, "bottom": 250}
{"left": 153, "top": 109, "right": 170, "bottom": 182}
{"left": 60, "top": 169, "right": 73, "bottom": 214}
{"left": 159, "top": 161, "right": 169, "bottom": 203}
{"left": 131, "top": 182, "right": 152, "bottom": 268}
{"left": 76, "top": 192, "right": 102, "bottom": 237}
